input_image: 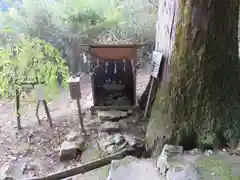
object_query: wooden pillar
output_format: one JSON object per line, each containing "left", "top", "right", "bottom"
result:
{"left": 155, "top": 0, "right": 179, "bottom": 85}
{"left": 139, "top": 0, "right": 179, "bottom": 114}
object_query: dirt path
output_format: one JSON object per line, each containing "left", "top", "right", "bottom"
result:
{"left": 0, "top": 70, "right": 150, "bottom": 179}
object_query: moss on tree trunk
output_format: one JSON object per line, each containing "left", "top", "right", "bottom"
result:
{"left": 146, "top": 0, "right": 240, "bottom": 156}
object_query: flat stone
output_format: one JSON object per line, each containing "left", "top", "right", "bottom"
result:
{"left": 166, "top": 163, "right": 201, "bottom": 180}
{"left": 106, "top": 157, "right": 159, "bottom": 180}
{"left": 127, "top": 109, "right": 133, "bottom": 115}
{"left": 108, "top": 156, "right": 138, "bottom": 173}
{"left": 97, "top": 110, "right": 128, "bottom": 121}
{"left": 74, "top": 164, "right": 110, "bottom": 180}
{"left": 119, "top": 120, "right": 128, "bottom": 131}
{"left": 66, "top": 131, "right": 80, "bottom": 142}
{"left": 59, "top": 140, "right": 84, "bottom": 161}
{"left": 99, "top": 122, "right": 120, "bottom": 133}
{"left": 187, "top": 148, "right": 202, "bottom": 155}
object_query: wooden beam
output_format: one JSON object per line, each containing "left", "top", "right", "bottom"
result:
{"left": 23, "top": 148, "right": 133, "bottom": 180}
{"left": 91, "top": 105, "right": 139, "bottom": 111}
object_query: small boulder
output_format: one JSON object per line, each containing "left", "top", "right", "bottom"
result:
{"left": 204, "top": 150, "right": 213, "bottom": 156}
{"left": 99, "top": 122, "right": 120, "bottom": 133}
{"left": 97, "top": 110, "right": 128, "bottom": 121}
{"left": 156, "top": 144, "right": 183, "bottom": 176}
{"left": 59, "top": 140, "right": 85, "bottom": 161}
{"left": 0, "top": 163, "right": 13, "bottom": 180}
{"left": 127, "top": 109, "right": 133, "bottom": 115}
{"left": 66, "top": 131, "right": 80, "bottom": 142}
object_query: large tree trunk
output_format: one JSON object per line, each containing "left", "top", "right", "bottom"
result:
{"left": 146, "top": 0, "right": 240, "bottom": 156}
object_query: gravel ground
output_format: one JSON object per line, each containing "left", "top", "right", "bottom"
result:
{"left": 0, "top": 69, "right": 150, "bottom": 179}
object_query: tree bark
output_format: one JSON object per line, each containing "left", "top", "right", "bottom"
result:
{"left": 146, "top": 0, "right": 240, "bottom": 156}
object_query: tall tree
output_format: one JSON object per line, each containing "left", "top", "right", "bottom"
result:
{"left": 146, "top": 0, "right": 240, "bottom": 156}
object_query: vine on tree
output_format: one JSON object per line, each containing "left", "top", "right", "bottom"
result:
{"left": 0, "top": 35, "right": 69, "bottom": 101}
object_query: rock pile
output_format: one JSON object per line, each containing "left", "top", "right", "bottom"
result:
{"left": 97, "top": 133, "right": 144, "bottom": 155}
{"left": 96, "top": 109, "right": 144, "bottom": 156}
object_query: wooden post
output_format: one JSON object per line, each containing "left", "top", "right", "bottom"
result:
{"left": 143, "top": 77, "right": 154, "bottom": 118}
{"left": 68, "top": 76, "right": 86, "bottom": 135}
{"left": 76, "top": 98, "right": 86, "bottom": 135}
{"left": 16, "top": 89, "right": 21, "bottom": 130}
{"left": 143, "top": 52, "right": 163, "bottom": 119}
{"left": 35, "top": 83, "right": 53, "bottom": 127}
{"left": 36, "top": 100, "right": 41, "bottom": 125}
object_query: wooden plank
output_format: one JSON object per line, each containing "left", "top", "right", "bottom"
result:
{"left": 80, "top": 44, "right": 150, "bottom": 48}
{"left": 91, "top": 105, "right": 139, "bottom": 111}
{"left": 155, "top": 0, "right": 179, "bottom": 84}
{"left": 90, "top": 47, "right": 137, "bottom": 60}
{"left": 24, "top": 147, "right": 133, "bottom": 180}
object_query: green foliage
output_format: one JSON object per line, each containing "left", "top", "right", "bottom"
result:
{"left": 0, "top": 35, "right": 69, "bottom": 101}
{"left": 0, "top": 0, "right": 125, "bottom": 41}
{"left": 0, "top": 0, "right": 129, "bottom": 73}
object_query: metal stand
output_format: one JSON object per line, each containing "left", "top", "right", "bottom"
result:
{"left": 36, "top": 100, "right": 53, "bottom": 127}
{"left": 15, "top": 81, "right": 53, "bottom": 129}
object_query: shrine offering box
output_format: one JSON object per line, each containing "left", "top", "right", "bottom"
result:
{"left": 88, "top": 44, "right": 139, "bottom": 111}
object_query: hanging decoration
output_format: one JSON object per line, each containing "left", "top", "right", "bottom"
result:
{"left": 105, "top": 62, "right": 108, "bottom": 74}
{"left": 114, "top": 60, "right": 117, "bottom": 74}
{"left": 123, "top": 59, "right": 126, "bottom": 71}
